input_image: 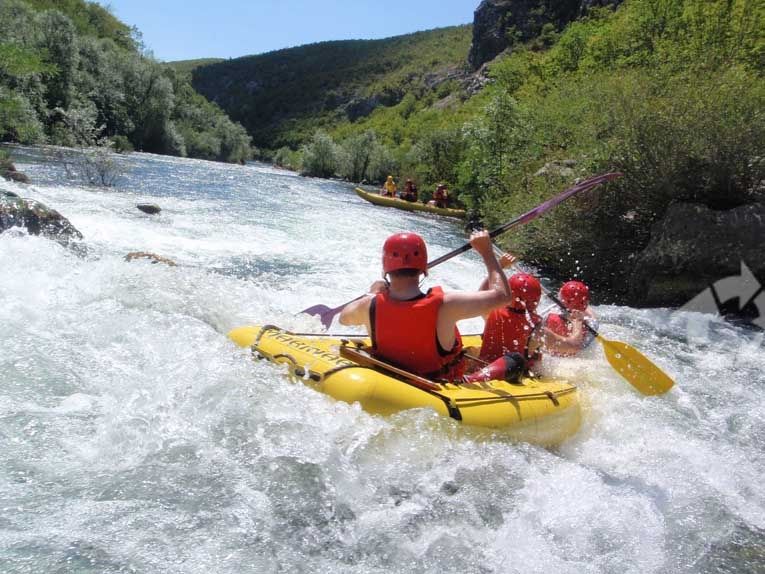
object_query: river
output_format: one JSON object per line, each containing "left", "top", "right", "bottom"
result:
{"left": 1, "top": 147, "right": 763, "bottom": 573}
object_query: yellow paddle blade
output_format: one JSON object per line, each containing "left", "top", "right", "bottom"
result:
{"left": 596, "top": 335, "right": 674, "bottom": 395}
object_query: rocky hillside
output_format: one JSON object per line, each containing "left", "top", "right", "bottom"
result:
{"left": 189, "top": 1, "right": 628, "bottom": 151}
{"left": 468, "top": 0, "right": 624, "bottom": 68}
{"left": 190, "top": 26, "right": 472, "bottom": 149}
{"left": 189, "top": 0, "right": 763, "bottom": 312}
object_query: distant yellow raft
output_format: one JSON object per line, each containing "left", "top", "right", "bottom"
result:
{"left": 354, "top": 187, "right": 467, "bottom": 219}
{"left": 229, "top": 325, "right": 581, "bottom": 446}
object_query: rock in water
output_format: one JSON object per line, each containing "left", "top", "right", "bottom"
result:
{"left": 125, "top": 252, "right": 177, "bottom": 266}
{"left": 0, "top": 159, "right": 31, "bottom": 183}
{"left": 4, "top": 170, "right": 31, "bottom": 183}
{"left": 630, "top": 202, "right": 765, "bottom": 307}
{"left": 0, "top": 196, "right": 83, "bottom": 245}
{"left": 137, "top": 203, "right": 161, "bottom": 215}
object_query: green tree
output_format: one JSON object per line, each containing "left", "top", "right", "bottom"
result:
{"left": 35, "top": 10, "right": 79, "bottom": 111}
{"left": 339, "top": 130, "right": 377, "bottom": 182}
{"left": 458, "top": 94, "right": 531, "bottom": 210}
{"left": 300, "top": 130, "right": 339, "bottom": 177}
{"left": 409, "top": 127, "right": 464, "bottom": 187}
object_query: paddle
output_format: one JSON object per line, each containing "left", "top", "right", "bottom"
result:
{"left": 498, "top": 246, "right": 674, "bottom": 396}
{"left": 546, "top": 290, "right": 674, "bottom": 395}
{"left": 339, "top": 344, "right": 442, "bottom": 392}
{"left": 301, "top": 171, "right": 622, "bottom": 327}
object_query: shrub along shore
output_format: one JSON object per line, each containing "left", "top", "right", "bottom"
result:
{"left": 269, "top": 1, "right": 764, "bottom": 307}
{"left": 2, "top": 0, "right": 762, "bottom": 308}
{"left": 0, "top": 0, "right": 252, "bottom": 163}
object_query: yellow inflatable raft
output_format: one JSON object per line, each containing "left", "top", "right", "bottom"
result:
{"left": 229, "top": 325, "right": 581, "bottom": 446}
{"left": 354, "top": 187, "right": 467, "bottom": 219}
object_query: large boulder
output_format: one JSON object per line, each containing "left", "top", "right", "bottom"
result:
{"left": 1, "top": 158, "right": 31, "bottom": 184}
{"left": 0, "top": 195, "right": 83, "bottom": 245}
{"left": 629, "top": 202, "right": 765, "bottom": 308}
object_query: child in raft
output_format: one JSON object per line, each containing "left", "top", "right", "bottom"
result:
{"left": 465, "top": 254, "right": 599, "bottom": 382}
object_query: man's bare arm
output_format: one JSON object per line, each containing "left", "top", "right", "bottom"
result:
{"left": 438, "top": 231, "right": 512, "bottom": 339}
{"left": 338, "top": 280, "right": 387, "bottom": 329}
{"left": 478, "top": 252, "right": 517, "bottom": 291}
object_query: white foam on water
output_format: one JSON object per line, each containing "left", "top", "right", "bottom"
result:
{"left": 1, "top": 148, "right": 763, "bottom": 573}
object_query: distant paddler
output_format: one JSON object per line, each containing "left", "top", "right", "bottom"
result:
{"left": 428, "top": 183, "right": 450, "bottom": 208}
{"left": 381, "top": 175, "right": 397, "bottom": 198}
{"left": 401, "top": 178, "right": 418, "bottom": 202}
{"left": 543, "top": 280, "right": 599, "bottom": 357}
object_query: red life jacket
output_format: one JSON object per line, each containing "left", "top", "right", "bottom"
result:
{"left": 544, "top": 312, "right": 584, "bottom": 357}
{"left": 372, "top": 287, "right": 464, "bottom": 381}
{"left": 479, "top": 306, "right": 541, "bottom": 367}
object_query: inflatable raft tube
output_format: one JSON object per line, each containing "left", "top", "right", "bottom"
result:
{"left": 354, "top": 187, "right": 467, "bottom": 219}
{"left": 229, "top": 325, "right": 581, "bottom": 446}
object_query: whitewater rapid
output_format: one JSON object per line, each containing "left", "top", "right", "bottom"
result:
{"left": 1, "top": 147, "right": 763, "bottom": 573}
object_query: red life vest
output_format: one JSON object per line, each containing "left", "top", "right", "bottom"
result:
{"left": 544, "top": 312, "right": 584, "bottom": 357}
{"left": 372, "top": 287, "right": 464, "bottom": 380}
{"left": 479, "top": 306, "right": 541, "bottom": 367}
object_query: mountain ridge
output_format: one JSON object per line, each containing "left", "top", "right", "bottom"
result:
{"left": 189, "top": 25, "right": 473, "bottom": 149}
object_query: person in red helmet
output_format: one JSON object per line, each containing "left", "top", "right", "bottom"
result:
{"left": 339, "top": 230, "right": 512, "bottom": 381}
{"left": 543, "top": 280, "right": 598, "bottom": 357}
{"left": 462, "top": 253, "right": 546, "bottom": 383}
{"left": 401, "top": 179, "right": 418, "bottom": 202}
{"left": 428, "top": 183, "right": 450, "bottom": 208}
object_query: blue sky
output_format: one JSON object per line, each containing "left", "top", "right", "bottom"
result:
{"left": 101, "top": 0, "right": 478, "bottom": 62}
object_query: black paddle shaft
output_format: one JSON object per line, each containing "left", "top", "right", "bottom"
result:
{"left": 302, "top": 172, "right": 621, "bottom": 326}
{"left": 426, "top": 172, "right": 620, "bottom": 269}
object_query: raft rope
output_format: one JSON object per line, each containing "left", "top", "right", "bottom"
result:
{"left": 252, "top": 325, "right": 463, "bottom": 420}
{"left": 249, "top": 325, "right": 571, "bottom": 417}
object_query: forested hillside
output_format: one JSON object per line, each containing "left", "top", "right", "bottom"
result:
{"left": 191, "top": 26, "right": 473, "bottom": 150}
{"left": 0, "top": 0, "right": 251, "bottom": 163}
{"left": 193, "top": 0, "right": 764, "bottom": 305}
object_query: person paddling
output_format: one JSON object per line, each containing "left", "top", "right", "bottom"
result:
{"left": 339, "top": 230, "right": 512, "bottom": 381}
{"left": 428, "top": 183, "right": 450, "bottom": 208}
{"left": 543, "top": 280, "right": 598, "bottom": 357}
{"left": 462, "top": 253, "right": 545, "bottom": 383}
{"left": 401, "top": 179, "right": 418, "bottom": 202}
{"left": 381, "top": 175, "right": 397, "bottom": 197}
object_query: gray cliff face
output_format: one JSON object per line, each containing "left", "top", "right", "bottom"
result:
{"left": 468, "top": 0, "right": 624, "bottom": 69}
{"left": 629, "top": 202, "right": 765, "bottom": 309}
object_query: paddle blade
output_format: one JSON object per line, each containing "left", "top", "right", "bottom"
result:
{"left": 597, "top": 336, "right": 674, "bottom": 395}
{"left": 300, "top": 303, "right": 340, "bottom": 328}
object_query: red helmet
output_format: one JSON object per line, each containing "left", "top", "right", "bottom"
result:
{"left": 508, "top": 272, "right": 541, "bottom": 312}
{"left": 382, "top": 233, "right": 428, "bottom": 274}
{"left": 559, "top": 280, "right": 589, "bottom": 311}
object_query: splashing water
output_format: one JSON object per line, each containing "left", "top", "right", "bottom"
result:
{"left": 1, "top": 146, "right": 763, "bottom": 573}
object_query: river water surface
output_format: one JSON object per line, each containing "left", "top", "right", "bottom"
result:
{"left": 1, "top": 147, "right": 763, "bottom": 573}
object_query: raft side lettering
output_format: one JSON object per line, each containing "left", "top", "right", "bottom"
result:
{"left": 268, "top": 332, "right": 353, "bottom": 366}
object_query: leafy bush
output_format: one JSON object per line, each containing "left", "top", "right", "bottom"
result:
{"left": 272, "top": 146, "right": 299, "bottom": 170}
{"left": 300, "top": 130, "right": 339, "bottom": 178}
{"left": 0, "top": 0, "right": 252, "bottom": 164}
{"left": 0, "top": 88, "right": 44, "bottom": 143}
{"left": 110, "top": 134, "right": 133, "bottom": 153}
